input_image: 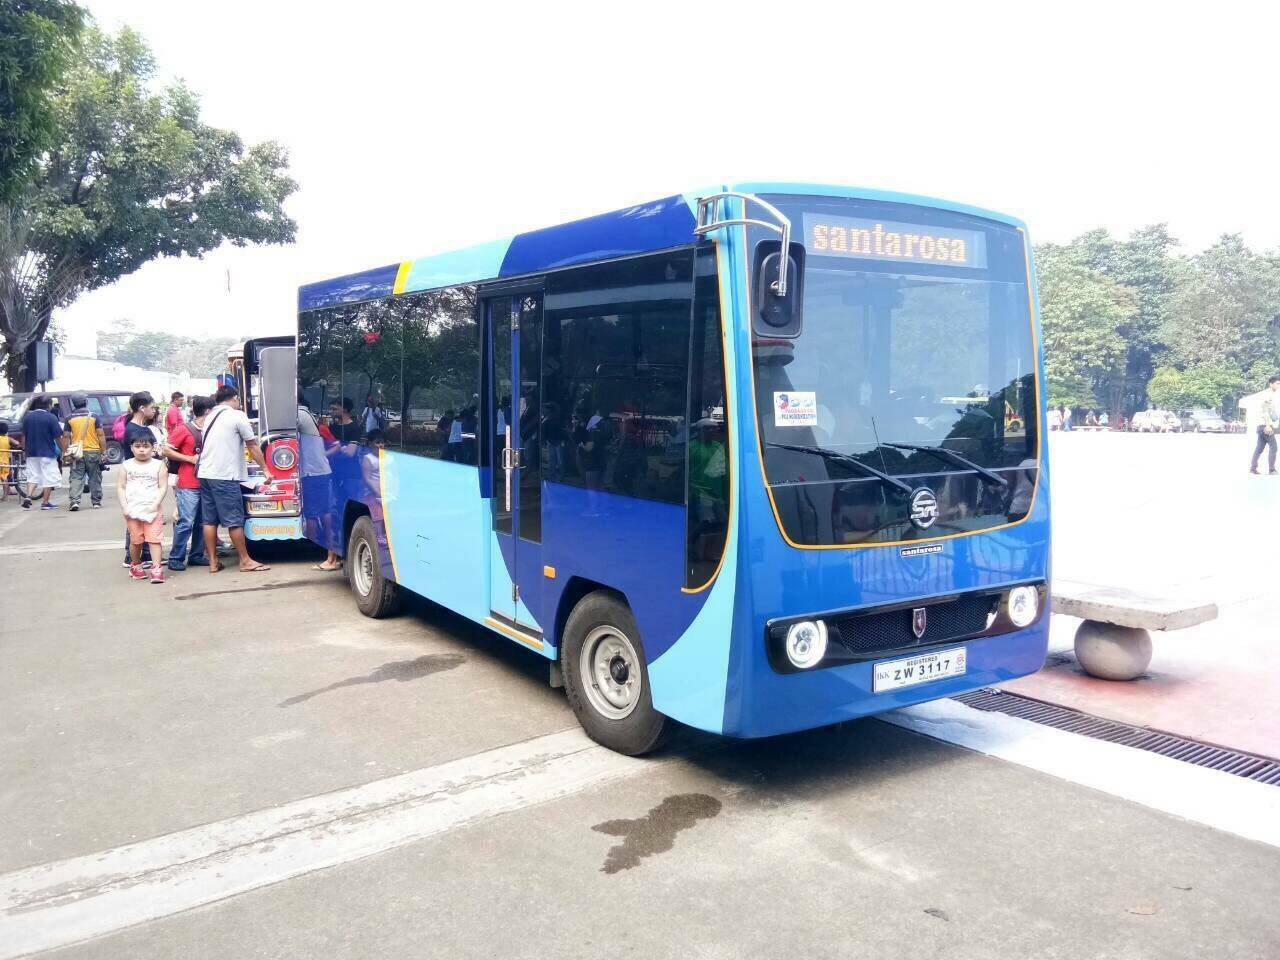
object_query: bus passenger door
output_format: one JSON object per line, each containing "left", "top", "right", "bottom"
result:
{"left": 485, "top": 292, "right": 544, "bottom": 635}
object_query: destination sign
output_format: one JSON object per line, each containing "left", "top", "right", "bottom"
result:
{"left": 803, "top": 214, "right": 986, "bottom": 269}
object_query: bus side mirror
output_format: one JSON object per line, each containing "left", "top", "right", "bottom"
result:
{"left": 753, "top": 242, "right": 805, "bottom": 338}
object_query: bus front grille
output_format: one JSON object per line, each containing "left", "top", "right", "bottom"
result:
{"left": 833, "top": 593, "right": 998, "bottom": 656}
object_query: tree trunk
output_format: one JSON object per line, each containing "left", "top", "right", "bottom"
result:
{"left": 2, "top": 338, "right": 25, "bottom": 391}
{"left": 1, "top": 297, "right": 54, "bottom": 390}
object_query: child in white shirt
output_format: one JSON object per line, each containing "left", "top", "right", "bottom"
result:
{"left": 117, "top": 434, "right": 169, "bottom": 583}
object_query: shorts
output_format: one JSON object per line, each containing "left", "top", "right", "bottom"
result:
{"left": 199, "top": 478, "right": 246, "bottom": 529}
{"left": 127, "top": 515, "right": 165, "bottom": 545}
{"left": 25, "top": 456, "right": 62, "bottom": 488}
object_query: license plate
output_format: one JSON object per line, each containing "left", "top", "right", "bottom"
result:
{"left": 251, "top": 501, "right": 281, "bottom": 512}
{"left": 873, "top": 647, "right": 967, "bottom": 693}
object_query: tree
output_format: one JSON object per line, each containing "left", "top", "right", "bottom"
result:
{"left": 96, "top": 317, "right": 236, "bottom": 376}
{"left": 0, "top": 0, "right": 85, "bottom": 202}
{"left": 1164, "top": 235, "right": 1280, "bottom": 378}
{"left": 1, "top": 26, "right": 297, "bottom": 388}
{"left": 1061, "top": 225, "right": 1182, "bottom": 411}
{"left": 1035, "top": 244, "right": 1132, "bottom": 410}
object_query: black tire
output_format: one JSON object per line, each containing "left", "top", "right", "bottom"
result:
{"left": 104, "top": 440, "right": 124, "bottom": 465}
{"left": 561, "top": 591, "right": 671, "bottom": 756}
{"left": 346, "top": 515, "right": 401, "bottom": 619}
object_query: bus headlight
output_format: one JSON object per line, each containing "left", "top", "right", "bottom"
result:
{"left": 785, "top": 620, "right": 828, "bottom": 669}
{"left": 1008, "top": 586, "right": 1039, "bottom": 628}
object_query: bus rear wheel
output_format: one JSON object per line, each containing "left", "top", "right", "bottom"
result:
{"left": 562, "top": 592, "right": 670, "bottom": 756}
{"left": 347, "top": 515, "right": 401, "bottom": 619}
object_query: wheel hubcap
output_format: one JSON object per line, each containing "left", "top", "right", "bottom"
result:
{"left": 353, "top": 540, "right": 374, "bottom": 596}
{"left": 580, "top": 626, "right": 641, "bottom": 720}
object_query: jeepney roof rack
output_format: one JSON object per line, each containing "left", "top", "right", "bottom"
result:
{"left": 694, "top": 192, "right": 793, "bottom": 296}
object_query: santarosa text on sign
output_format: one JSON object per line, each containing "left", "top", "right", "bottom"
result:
{"left": 803, "top": 214, "right": 987, "bottom": 269}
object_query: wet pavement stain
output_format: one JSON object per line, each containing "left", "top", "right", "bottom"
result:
{"left": 591, "top": 793, "right": 722, "bottom": 875}
{"left": 279, "top": 654, "right": 465, "bottom": 706}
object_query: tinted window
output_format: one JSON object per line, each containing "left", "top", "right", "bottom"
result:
{"left": 543, "top": 252, "right": 693, "bottom": 504}
{"left": 298, "top": 305, "right": 348, "bottom": 426}
{"left": 402, "top": 286, "right": 479, "bottom": 460}
{"left": 685, "top": 247, "right": 727, "bottom": 587}
{"left": 341, "top": 300, "right": 403, "bottom": 447}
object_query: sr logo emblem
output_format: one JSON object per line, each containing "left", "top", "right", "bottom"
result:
{"left": 912, "top": 607, "right": 928, "bottom": 639}
{"left": 909, "top": 487, "right": 939, "bottom": 531}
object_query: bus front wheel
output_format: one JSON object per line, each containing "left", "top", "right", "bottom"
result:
{"left": 562, "top": 592, "right": 670, "bottom": 756}
{"left": 347, "top": 515, "right": 401, "bottom": 619}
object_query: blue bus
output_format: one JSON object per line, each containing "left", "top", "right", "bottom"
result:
{"left": 296, "top": 183, "right": 1049, "bottom": 754}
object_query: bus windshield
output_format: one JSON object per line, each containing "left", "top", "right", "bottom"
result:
{"left": 752, "top": 196, "right": 1039, "bottom": 545}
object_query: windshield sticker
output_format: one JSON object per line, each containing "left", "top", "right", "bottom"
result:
{"left": 803, "top": 213, "right": 987, "bottom": 269}
{"left": 774, "top": 391, "right": 817, "bottom": 427}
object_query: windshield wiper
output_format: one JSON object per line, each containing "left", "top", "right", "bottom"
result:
{"left": 766, "top": 442, "right": 914, "bottom": 496}
{"left": 883, "top": 442, "right": 1009, "bottom": 489}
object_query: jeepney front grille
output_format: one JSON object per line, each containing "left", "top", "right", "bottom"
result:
{"left": 832, "top": 594, "right": 998, "bottom": 656}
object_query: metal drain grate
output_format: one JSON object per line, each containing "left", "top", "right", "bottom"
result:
{"left": 953, "top": 688, "right": 1280, "bottom": 787}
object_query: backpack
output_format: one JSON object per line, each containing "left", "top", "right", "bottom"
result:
{"left": 112, "top": 413, "right": 128, "bottom": 442}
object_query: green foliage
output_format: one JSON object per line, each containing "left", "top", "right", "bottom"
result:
{"left": 1037, "top": 225, "right": 1280, "bottom": 415}
{"left": 96, "top": 317, "right": 234, "bottom": 376}
{"left": 1144, "top": 366, "right": 1238, "bottom": 412}
{"left": 1035, "top": 243, "right": 1130, "bottom": 409}
{"left": 0, "top": 0, "right": 85, "bottom": 202}
{"left": 1164, "top": 235, "right": 1280, "bottom": 376}
{"left": 1, "top": 25, "right": 297, "bottom": 388}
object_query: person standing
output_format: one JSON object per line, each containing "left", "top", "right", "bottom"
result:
{"left": 121, "top": 393, "right": 162, "bottom": 565}
{"left": 19, "top": 395, "right": 66, "bottom": 510}
{"left": 164, "top": 392, "right": 186, "bottom": 432}
{"left": 1249, "top": 375, "right": 1280, "bottom": 475}
{"left": 116, "top": 433, "right": 168, "bottom": 584}
{"left": 65, "top": 394, "right": 107, "bottom": 511}
{"left": 0, "top": 422, "right": 18, "bottom": 501}
{"left": 361, "top": 395, "right": 386, "bottom": 436}
{"left": 328, "top": 398, "right": 360, "bottom": 443}
{"left": 197, "top": 385, "right": 271, "bottom": 573}
{"left": 165, "top": 395, "right": 211, "bottom": 570}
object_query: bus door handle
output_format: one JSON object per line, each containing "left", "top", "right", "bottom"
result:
{"left": 502, "top": 426, "right": 514, "bottom": 511}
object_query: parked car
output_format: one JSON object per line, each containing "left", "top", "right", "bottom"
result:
{"left": 1179, "top": 409, "right": 1228, "bottom": 433}
{"left": 1130, "top": 409, "right": 1179, "bottom": 433}
{"left": 0, "top": 390, "right": 134, "bottom": 463}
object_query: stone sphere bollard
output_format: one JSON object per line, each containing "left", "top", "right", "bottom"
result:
{"left": 1074, "top": 620, "right": 1153, "bottom": 681}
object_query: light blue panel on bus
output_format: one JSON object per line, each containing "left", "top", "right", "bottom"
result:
{"left": 647, "top": 225, "right": 745, "bottom": 735}
{"left": 487, "top": 530, "right": 547, "bottom": 646}
{"left": 400, "top": 238, "right": 512, "bottom": 294}
{"left": 379, "top": 451, "right": 490, "bottom": 623}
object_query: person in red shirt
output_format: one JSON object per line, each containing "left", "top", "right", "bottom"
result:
{"left": 164, "top": 394, "right": 209, "bottom": 569}
{"left": 165, "top": 392, "right": 186, "bottom": 432}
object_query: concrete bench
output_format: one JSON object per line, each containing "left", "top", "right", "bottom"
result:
{"left": 1051, "top": 579, "right": 1218, "bottom": 681}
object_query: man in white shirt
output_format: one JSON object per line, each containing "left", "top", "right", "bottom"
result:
{"left": 197, "top": 385, "right": 271, "bottom": 572}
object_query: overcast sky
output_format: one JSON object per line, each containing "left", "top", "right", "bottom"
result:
{"left": 58, "top": 0, "right": 1278, "bottom": 361}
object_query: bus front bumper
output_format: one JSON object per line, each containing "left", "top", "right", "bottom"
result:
{"left": 719, "top": 623, "right": 1051, "bottom": 739}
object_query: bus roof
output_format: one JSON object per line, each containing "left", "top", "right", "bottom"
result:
{"left": 297, "top": 183, "right": 1027, "bottom": 312}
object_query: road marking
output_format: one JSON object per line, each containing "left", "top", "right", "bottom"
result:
{"left": 881, "top": 699, "right": 1280, "bottom": 849}
{"left": 0, "top": 727, "right": 660, "bottom": 959}
{"left": 0, "top": 540, "right": 121, "bottom": 557}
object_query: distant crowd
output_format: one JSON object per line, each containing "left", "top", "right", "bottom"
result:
{"left": 2, "top": 387, "right": 272, "bottom": 584}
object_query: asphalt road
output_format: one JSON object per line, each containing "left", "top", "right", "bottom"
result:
{"left": 1, "top": 444, "right": 1277, "bottom": 960}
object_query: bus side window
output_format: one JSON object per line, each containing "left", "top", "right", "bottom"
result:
{"left": 542, "top": 252, "right": 693, "bottom": 504}
{"left": 402, "top": 285, "right": 479, "bottom": 461}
